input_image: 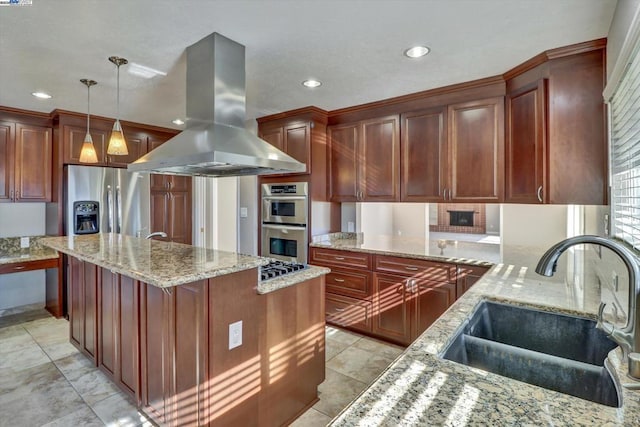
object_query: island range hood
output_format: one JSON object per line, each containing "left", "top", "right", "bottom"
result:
{"left": 128, "top": 32, "right": 305, "bottom": 177}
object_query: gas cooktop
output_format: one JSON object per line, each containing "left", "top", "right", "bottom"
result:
{"left": 260, "top": 260, "right": 307, "bottom": 281}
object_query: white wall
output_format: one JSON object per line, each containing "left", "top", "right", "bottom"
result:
{"left": 500, "top": 204, "right": 568, "bottom": 248}
{"left": 485, "top": 204, "right": 500, "bottom": 235}
{"left": 0, "top": 203, "right": 47, "bottom": 311}
{"left": 607, "top": 0, "right": 640, "bottom": 77}
{"left": 238, "top": 176, "right": 258, "bottom": 255}
{"left": 193, "top": 176, "right": 238, "bottom": 251}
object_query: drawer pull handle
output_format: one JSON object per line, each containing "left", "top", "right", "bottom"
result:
{"left": 405, "top": 266, "right": 419, "bottom": 271}
{"left": 13, "top": 266, "right": 26, "bottom": 270}
{"left": 334, "top": 256, "right": 345, "bottom": 261}
{"left": 333, "top": 278, "right": 345, "bottom": 283}
{"left": 334, "top": 307, "right": 346, "bottom": 312}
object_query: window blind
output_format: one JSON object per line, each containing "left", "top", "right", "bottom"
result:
{"left": 611, "top": 40, "right": 640, "bottom": 249}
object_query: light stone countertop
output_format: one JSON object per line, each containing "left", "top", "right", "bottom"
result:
{"left": 41, "top": 234, "right": 328, "bottom": 292}
{"left": 320, "top": 233, "right": 640, "bottom": 426}
{"left": 0, "top": 236, "right": 59, "bottom": 265}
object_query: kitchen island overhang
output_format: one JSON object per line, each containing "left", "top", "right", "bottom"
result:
{"left": 42, "top": 233, "right": 329, "bottom": 427}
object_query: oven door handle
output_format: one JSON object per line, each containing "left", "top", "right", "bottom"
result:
{"left": 262, "top": 196, "right": 308, "bottom": 201}
{"left": 261, "top": 223, "right": 307, "bottom": 231}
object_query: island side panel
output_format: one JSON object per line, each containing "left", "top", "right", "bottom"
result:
{"left": 207, "top": 268, "right": 263, "bottom": 427}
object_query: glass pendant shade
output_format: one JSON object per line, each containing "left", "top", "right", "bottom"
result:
{"left": 107, "top": 56, "right": 129, "bottom": 156}
{"left": 107, "top": 119, "right": 128, "bottom": 155}
{"left": 79, "top": 133, "right": 99, "bottom": 163}
{"left": 79, "top": 78, "right": 99, "bottom": 164}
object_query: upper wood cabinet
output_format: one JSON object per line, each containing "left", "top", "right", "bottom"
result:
{"left": 505, "top": 80, "right": 547, "bottom": 203}
{"left": 447, "top": 97, "right": 504, "bottom": 203}
{"left": 328, "top": 115, "right": 400, "bottom": 202}
{"left": 0, "top": 120, "right": 52, "bottom": 203}
{"left": 62, "top": 124, "right": 148, "bottom": 167}
{"left": 259, "top": 120, "right": 311, "bottom": 174}
{"left": 401, "top": 107, "right": 447, "bottom": 202}
{"left": 400, "top": 98, "right": 504, "bottom": 203}
{"left": 504, "top": 44, "right": 607, "bottom": 205}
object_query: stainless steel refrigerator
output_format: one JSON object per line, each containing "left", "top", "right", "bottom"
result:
{"left": 65, "top": 165, "right": 150, "bottom": 237}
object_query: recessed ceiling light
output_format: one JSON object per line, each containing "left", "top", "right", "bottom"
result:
{"left": 302, "top": 79, "right": 322, "bottom": 88}
{"left": 172, "top": 119, "right": 185, "bottom": 125}
{"left": 32, "top": 92, "right": 52, "bottom": 99}
{"left": 128, "top": 62, "right": 167, "bottom": 79}
{"left": 404, "top": 46, "right": 430, "bottom": 58}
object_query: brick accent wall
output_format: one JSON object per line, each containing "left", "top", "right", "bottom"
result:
{"left": 430, "top": 204, "right": 486, "bottom": 234}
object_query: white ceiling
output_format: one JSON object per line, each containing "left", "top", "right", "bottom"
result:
{"left": 0, "top": 0, "right": 617, "bottom": 129}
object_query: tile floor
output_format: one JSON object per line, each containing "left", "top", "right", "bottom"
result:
{"left": 0, "top": 310, "right": 403, "bottom": 426}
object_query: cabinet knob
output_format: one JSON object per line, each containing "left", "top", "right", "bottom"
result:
{"left": 334, "top": 256, "right": 345, "bottom": 261}
{"left": 405, "top": 266, "right": 419, "bottom": 271}
{"left": 9, "top": 190, "right": 14, "bottom": 201}
{"left": 13, "top": 266, "right": 26, "bottom": 270}
{"left": 333, "top": 278, "right": 345, "bottom": 283}
{"left": 334, "top": 307, "right": 346, "bottom": 313}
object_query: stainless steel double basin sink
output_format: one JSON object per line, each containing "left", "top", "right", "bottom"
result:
{"left": 441, "top": 301, "right": 620, "bottom": 407}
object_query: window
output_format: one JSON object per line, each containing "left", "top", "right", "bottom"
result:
{"left": 610, "top": 40, "right": 640, "bottom": 249}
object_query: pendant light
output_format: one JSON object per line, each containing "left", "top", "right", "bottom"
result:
{"left": 107, "top": 56, "right": 129, "bottom": 155}
{"left": 79, "top": 79, "right": 99, "bottom": 164}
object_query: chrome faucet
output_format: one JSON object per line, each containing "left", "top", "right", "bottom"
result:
{"left": 145, "top": 231, "right": 168, "bottom": 239}
{"left": 535, "top": 235, "right": 640, "bottom": 378}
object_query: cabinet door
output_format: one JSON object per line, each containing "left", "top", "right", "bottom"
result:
{"left": 0, "top": 121, "right": 14, "bottom": 202}
{"left": 284, "top": 123, "right": 310, "bottom": 173}
{"left": 373, "top": 273, "right": 412, "bottom": 345}
{"left": 148, "top": 136, "right": 171, "bottom": 190}
{"left": 150, "top": 191, "right": 169, "bottom": 240}
{"left": 360, "top": 116, "right": 400, "bottom": 201}
{"left": 505, "top": 80, "right": 547, "bottom": 203}
{"left": 325, "top": 293, "right": 372, "bottom": 333}
{"left": 328, "top": 123, "right": 358, "bottom": 201}
{"left": 118, "top": 275, "right": 140, "bottom": 400}
{"left": 168, "top": 191, "right": 192, "bottom": 245}
{"left": 98, "top": 268, "right": 117, "bottom": 378}
{"left": 140, "top": 283, "right": 170, "bottom": 424}
{"left": 168, "top": 175, "right": 191, "bottom": 193}
{"left": 456, "top": 265, "right": 489, "bottom": 299}
{"left": 14, "top": 124, "right": 52, "bottom": 202}
{"left": 401, "top": 108, "right": 447, "bottom": 202}
{"left": 260, "top": 125, "right": 284, "bottom": 150}
{"left": 412, "top": 280, "right": 456, "bottom": 341}
{"left": 170, "top": 280, "right": 208, "bottom": 425}
{"left": 106, "top": 131, "right": 147, "bottom": 167}
{"left": 68, "top": 256, "right": 85, "bottom": 350}
{"left": 63, "top": 125, "right": 107, "bottom": 165}
{"left": 82, "top": 262, "right": 99, "bottom": 362}
{"left": 448, "top": 98, "right": 504, "bottom": 202}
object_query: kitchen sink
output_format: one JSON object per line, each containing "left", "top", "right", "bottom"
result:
{"left": 441, "top": 301, "right": 620, "bottom": 407}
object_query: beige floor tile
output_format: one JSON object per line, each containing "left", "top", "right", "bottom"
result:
{"left": 325, "top": 336, "right": 350, "bottom": 361}
{"left": 353, "top": 336, "right": 404, "bottom": 360}
{"left": 290, "top": 407, "right": 333, "bottom": 426}
{"left": 92, "top": 393, "right": 149, "bottom": 427}
{"left": 0, "top": 340, "right": 50, "bottom": 373}
{"left": 41, "top": 406, "right": 104, "bottom": 427}
{"left": 326, "top": 346, "right": 396, "bottom": 384}
{"left": 325, "top": 326, "right": 362, "bottom": 346}
{"left": 313, "top": 368, "right": 368, "bottom": 418}
{"left": 55, "top": 353, "right": 122, "bottom": 406}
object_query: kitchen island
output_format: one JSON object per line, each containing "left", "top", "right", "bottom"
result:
{"left": 313, "top": 233, "right": 640, "bottom": 425}
{"left": 42, "top": 234, "right": 329, "bottom": 427}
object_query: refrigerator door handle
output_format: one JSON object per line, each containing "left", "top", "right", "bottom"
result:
{"left": 116, "top": 185, "right": 122, "bottom": 234}
{"left": 107, "top": 185, "right": 113, "bottom": 233}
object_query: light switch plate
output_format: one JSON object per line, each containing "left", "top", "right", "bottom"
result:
{"left": 240, "top": 207, "right": 248, "bottom": 218}
{"left": 20, "top": 237, "right": 29, "bottom": 248}
{"left": 229, "top": 320, "right": 243, "bottom": 350}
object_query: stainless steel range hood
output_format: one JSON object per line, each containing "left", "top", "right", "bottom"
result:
{"left": 128, "top": 32, "right": 305, "bottom": 177}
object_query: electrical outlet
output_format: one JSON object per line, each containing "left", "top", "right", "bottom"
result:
{"left": 20, "top": 237, "right": 29, "bottom": 248}
{"left": 240, "top": 207, "right": 248, "bottom": 218}
{"left": 229, "top": 320, "right": 243, "bottom": 350}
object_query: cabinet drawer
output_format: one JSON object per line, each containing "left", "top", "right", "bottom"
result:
{"left": 374, "top": 255, "right": 456, "bottom": 283}
{"left": 326, "top": 268, "right": 372, "bottom": 299}
{"left": 325, "top": 293, "right": 372, "bottom": 333}
{"left": 0, "top": 258, "right": 58, "bottom": 274}
{"left": 310, "top": 248, "right": 371, "bottom": 270}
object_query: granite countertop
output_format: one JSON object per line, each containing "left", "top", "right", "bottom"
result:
{"left": 41, "top": 234, "right": 328, "bottom": 292}
{"left": 329, "top": 249, "right": 640, "bottom": 425}
{"left": 310, "top": 232, "right": 498, "bottom": 267}
{"left": 0, "top": 236, "right": 59, "bottom": 265}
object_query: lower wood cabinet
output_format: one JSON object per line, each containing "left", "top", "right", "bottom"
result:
{"left": 68, "top": 257, "right": 98, "bottom": 362}
{"left": 311, "top": 247, "right": 487, "bottom": 346}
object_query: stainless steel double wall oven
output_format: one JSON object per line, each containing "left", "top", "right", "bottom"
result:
{"left": 261, "top": 182, "right": 308, "bottom": 263}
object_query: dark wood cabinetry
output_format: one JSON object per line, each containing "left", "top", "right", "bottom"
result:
{"left": 401, "top": 107, "right": 447, "bottom": 202}
{"left": 504, "top": 42, "right": 607, "bottom": 204}
{"left": 328, "top": 115, "right": 399, "bottom": 202}
{"left": 311, "top": 247, "right": 476, "bottom": 346}
{"left": 68, "top": 257, "right": 98, "bottom": 362}
{"left": 0, "top": 118, "right": 52, "bottom": 203}
{"left": 259, "top": 121, "right": 311, "bottom": 174}
{"left": 148, "top": 137, "right": 192, "bottom": 244}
